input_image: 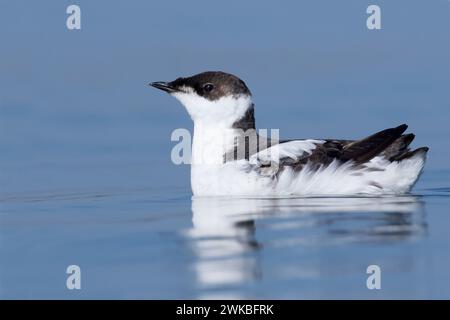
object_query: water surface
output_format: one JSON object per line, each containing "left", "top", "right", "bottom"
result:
{"left": 1, "top": 173, "right": 450, "bottom": 299}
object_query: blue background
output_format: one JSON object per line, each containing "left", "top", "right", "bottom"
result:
{"left": 0, "top": 0, "right": 449, "bottom": 299}
{"left": 1, "top": 0, "right": 449, "bottom": 193}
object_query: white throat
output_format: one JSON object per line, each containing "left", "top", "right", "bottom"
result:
{"left": 172, "top": 89, "right": 252, "bottom": 126}
{"left": 172, "top": 90, "right": 253, "bottom": 165}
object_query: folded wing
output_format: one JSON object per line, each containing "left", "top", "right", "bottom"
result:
{"left": 248, "top": 124, "right": 428, "bottom": 174}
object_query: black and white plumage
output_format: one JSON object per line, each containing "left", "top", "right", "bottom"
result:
{"left": 150, "top": 71, "right": 429, "bottom": 196}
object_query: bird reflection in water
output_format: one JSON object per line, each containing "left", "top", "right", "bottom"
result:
{"left": 185, "top": 196, "right": 426, "bottom": 296}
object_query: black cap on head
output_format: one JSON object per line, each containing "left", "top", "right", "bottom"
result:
{"left": 151, "top": 71, "right": 251, "bottom": 101}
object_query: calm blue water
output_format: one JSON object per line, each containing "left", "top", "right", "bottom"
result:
{"left": 1, "top": 173, "right": 450, "bottom": 299}
{"left": 1, "top": 0, "right": 449, "bottom": 299}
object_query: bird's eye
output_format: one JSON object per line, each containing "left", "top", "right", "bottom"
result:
{"left": 203, "top": 83, "right": 214, "bottom": 92}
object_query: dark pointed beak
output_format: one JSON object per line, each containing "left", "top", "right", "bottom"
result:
{"left": 149, "top": 81, "right": 178, "bottom": 93}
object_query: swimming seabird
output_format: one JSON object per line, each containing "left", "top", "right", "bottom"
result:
{"left": 150, "top": 71, "right": 429, "bottom": 196}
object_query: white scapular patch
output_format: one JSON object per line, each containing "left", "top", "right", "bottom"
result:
{"left": 250, "top": 140, "right": 324, "bottom": 165}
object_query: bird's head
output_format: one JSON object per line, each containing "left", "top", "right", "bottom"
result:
{"left": 150, "top": 71, "right": 254, "bottom": 128}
